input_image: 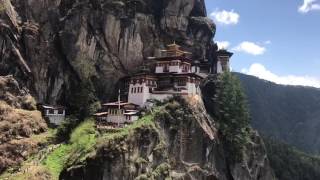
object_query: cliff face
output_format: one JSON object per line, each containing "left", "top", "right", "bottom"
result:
{"left": 0, "top": 0, "right": 216, "bottom": 104}
{"left": 0, "top": 1, "right": 276, "bottom": 179}
{"left": 60, "top": 98, "right": 275, "bottom": 180}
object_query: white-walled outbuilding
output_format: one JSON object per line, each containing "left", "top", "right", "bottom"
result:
{"left": 41, "top": 105, "right": 66, "bottom": 126}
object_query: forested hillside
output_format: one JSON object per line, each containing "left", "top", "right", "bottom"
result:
{"left": 236, "top": 73, "right": 320, "bottom": 154}
{"left": 263, "top": 137, "right": 320, "bottom": 180}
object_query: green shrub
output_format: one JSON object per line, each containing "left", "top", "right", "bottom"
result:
{"left": 43, "top": 119, "right": 97, "bottom": 179}
{"left": 55, "top": 116, "right": 78, "bottom": 142}
{"left": 67, "top": 80, "right": 100, "bottom": 119}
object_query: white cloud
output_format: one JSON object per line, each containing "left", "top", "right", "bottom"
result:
{"left": 232, "top": 41, "right": 266, "bottom": 55}
{"left": 242, "top": 63, "right": 320, "bottom": 88}
{"left": 298, "top": 0, "right": 320, "bottom": 13}
{"left": 210, "top": 9, "right": 240, "bottom": 25}
{"left": 264, "top": 40, "right": 272, "bottom": 45}
{"left": 216, "top": 41, "right": 230, "bottom": 50}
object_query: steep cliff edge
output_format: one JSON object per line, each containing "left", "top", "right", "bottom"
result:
{"left": 59, "top": 97, "right": 274, "bottom": 180}
{"left": 0, "top": 1, "right": 276, "bottom": 179}
{"left": 0, "top": 0, "right": 216, "bottom": 106}
{"left": 0, "top": 76, "right": 275, "bottom": 180}
{"left": 0, "top": 75, "right": 48, "bottom": 173}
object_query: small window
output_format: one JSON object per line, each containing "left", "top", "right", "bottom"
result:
{"left": 141, "top": 87, "right": 143, "bottom": 92}
{"left": 134, "top": 87, "right": 136, "bottom": 93}
{"left": 131, "top": 88, "right": 133, "bottom": 93}
{"left": 49, "top": 109, "right": 54, "bottom": 114}
{"left": 58, "top": 109, "right": 64, "bottom": 114}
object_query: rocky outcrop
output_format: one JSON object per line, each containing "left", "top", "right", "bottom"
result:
{"left": 0, "top": 0, "right": 217, "bottom": 105}
{"left": 0, "top": 1, "right": 276, "bottom": 179}
{"left": 60, "top": 97, "right": 275, "bottom": 180}
{"left": 0, "top": 75, "right": 47, "bottom": 173}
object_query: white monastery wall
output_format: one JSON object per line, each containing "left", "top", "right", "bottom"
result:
{"left": 128, "top": 82, "right": 151, "bottom": 107}
{"left": 107, "top": 115, "right": 126, "bottom": 124}
{"left": 129, "top": 116, "right": 139, "bottom": 122}
{"left": 191, "top": 66, "right": 200, "bottom": 73}
{"left": 47, "top": 115, "right": 65, "bottom": 125}
{"left": 45, "top": 109, "right": 65, "bottom": 116}
{"left": 155, "top": 66, "right": 164, "bottom": 73}
{"left": 150, "top": 94, "right": 173, "bottom": 102}
{"left": 217, "top": 61, "right": 223, "bottom": 74}
{"left": 169, "top": 65, "right": 181, "bottom": 73}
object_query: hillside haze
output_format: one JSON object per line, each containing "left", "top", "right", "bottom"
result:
{"left": 236, "top": 73, "right": 320, "bottom": 154}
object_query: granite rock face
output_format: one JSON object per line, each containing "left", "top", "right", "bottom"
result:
{"left": 0, "top": 0, "right": 216, "bottom": 105}
{"left": 0, "top": 1, "right": 276, "bottom": 179}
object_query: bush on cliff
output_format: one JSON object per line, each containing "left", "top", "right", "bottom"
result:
{"left": 214, "top": 72, "right": 251, "bottom": 162}
{"left": 55, "top": 116, "right": 79, "bottom": 142}
{"left": 67, "top": 80, "right": 101, "bottom": 119}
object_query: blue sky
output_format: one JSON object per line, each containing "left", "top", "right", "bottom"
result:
{"left": 205, "top": 0, "right": 320, "bottom": 87}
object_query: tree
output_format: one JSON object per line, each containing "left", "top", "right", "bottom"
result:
{"left": 68, "top": 79, "right": 101, "bottom": 119}
{"left": 214, "top": 72, "right": 251, "bottom": 162}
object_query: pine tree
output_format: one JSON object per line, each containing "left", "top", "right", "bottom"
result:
{"left": 214, "top": 72, "right": 251, "bottom": 162}
{"left": 68, "top": 79, "right": 100, "bottom": 119}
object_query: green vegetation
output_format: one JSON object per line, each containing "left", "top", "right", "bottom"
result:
{"left": 43, "top": 110, "right": 159, "bottom": 179}
{"left": 0, "top": 129, "right": 56, "bottom": 180}
{"left": 43, "top": 119, "right": 98, "bottom": 179}
{"left": 0, "top": 99, "right": 189, "bottom": 179}
{"left": 66, "top": 54, "right": 100, "bottom": 118}
{"left": 263, "top": 137, "right": 320, "bottom": 180}
{"left": 236, "top": 72, "right": 320, "bottom": 154}
{"left": 68, "top": 80, "right": 101, "bottom": 118}
{"left": 213, "top": 72, "right": 251, "bottom": 162}
{"left": 97, "top": 112, "right": 157, "bottom": 145}
{"left": 135, "top": 163, "right": 171, "bottom": 180}
{"left": 55, "top": 116, "right": 79, "bottom": 142}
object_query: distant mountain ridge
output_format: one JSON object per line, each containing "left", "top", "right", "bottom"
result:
{"left": 235, "top": 72, "right": 320, "bottom": 154}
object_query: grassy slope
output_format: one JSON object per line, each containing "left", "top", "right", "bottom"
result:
{"left": 0, "top": 129, "right": 56, "bottom": 180}
{"left": 44, "top": 108, "right": 159, "bottom": 179}
{"left": 0, "top": 109, "right": 158, "bottom": 180}
{"left": 43, "top": 119, "right": 98, "bottom": 179}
